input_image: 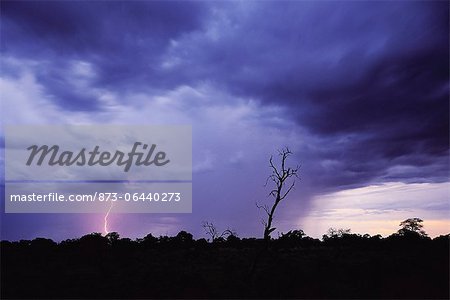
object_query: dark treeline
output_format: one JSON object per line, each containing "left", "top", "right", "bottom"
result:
{"left": 1, "top": 227, "right": 449, "bottom": 299}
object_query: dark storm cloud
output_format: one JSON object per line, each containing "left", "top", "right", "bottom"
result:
{"left": 298, "top": 46, "right": 449, "bottom": 189}
{"left": 1, "top": 1, "right": 448, "bottom": 188}
{"left": 183, "top": 1, "right": 449, "bottom": 189}
{"left": 1, "top": 1, "right": 205, "bottom": 55}
{"left": 1, "top": 1, "right": 206, "bottom": 109}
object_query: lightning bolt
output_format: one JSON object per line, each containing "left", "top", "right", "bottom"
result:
{"left": 104, "top": 200, "right": 114, "bottom": 235}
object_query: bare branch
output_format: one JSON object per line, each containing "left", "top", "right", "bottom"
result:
{"left": 202, "top": 221, "right": 219, "bottom": 242}
{"left": 269, "top": 155, "right": 281, "bottom": 179}
{"left": 256, "top": 202, "right": 270, "bottom": 216}
{"left": 280, "top": 181, "right": 295, "bottom": 201}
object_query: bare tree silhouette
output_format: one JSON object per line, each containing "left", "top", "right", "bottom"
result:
{"left": 258, "top": 147, "right": 299, "bottom": 242}
{"left": 202, "top": 221, "right": 236, "bottom": 242}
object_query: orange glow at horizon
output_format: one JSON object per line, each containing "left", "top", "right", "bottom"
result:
{"left": 299, "top": 182, "right": 450, "bottom": 238}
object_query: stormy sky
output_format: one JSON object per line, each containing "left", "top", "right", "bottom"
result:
{"left": 1, "top": 1, "right": 449, "bottom": 240}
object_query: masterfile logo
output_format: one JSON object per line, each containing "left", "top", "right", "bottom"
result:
{"left": 5, "top": 125, "right": 192, "bottom": 213}
{"left": 26, "top": 142, "right": 170, "bottom": 172}
{"left": 6, "top": 125, "right": 191, "bottom": 181}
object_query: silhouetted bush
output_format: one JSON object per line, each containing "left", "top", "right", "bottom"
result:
{"left": 1, "top": 229, "right": 448, "bottom": 299}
